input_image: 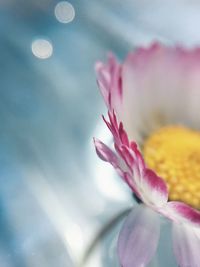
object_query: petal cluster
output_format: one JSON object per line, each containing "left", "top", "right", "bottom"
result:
{"left": 94, "top": 44, "right": 200, "bottom": 267}
{"left": 95, "top": 112, "right": 168, "bottom": 209}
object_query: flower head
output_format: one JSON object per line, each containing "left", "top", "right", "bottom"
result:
{"left": 94, "top": 44, "right": 200, "bottom": 267}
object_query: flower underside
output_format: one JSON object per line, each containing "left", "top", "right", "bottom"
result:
{"left": 143, "top": 125, "right": 200, "bottom": 209}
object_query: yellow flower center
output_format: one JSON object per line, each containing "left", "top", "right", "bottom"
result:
{"left": 143, "top": 126, "right": 200, "bottom": 209}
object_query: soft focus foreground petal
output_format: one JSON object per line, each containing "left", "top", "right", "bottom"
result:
{"left": 166, "top": 201, "right": 200, "bottom": 226}
{"left": 118, "top": 205, "right": 160, "bottom": 267}
{"left": 121, "top": 45, "right": 200, "bottom": 141}
{"left": 173, "top": 223, "right": 200, "bottom": 267}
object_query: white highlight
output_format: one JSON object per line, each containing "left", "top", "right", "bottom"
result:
{"left": 31, "top": 39, "right": 53, "bottom": 59}
{"left": 55, "top": 1, "right": 75, "bottom": 23}
{"left": 25, "top": 170, "right": 84, "bottom": 264}
{"left": 95, "top": 164, "right": 125, "bottom": 200}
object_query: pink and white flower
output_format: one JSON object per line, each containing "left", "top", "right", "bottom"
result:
{"left": 94, "top": 44, "right": 200, "bottom": 267}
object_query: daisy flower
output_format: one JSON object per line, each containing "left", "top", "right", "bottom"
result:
{"left": 94, "top": 44, "right": 200, "bottom": 267}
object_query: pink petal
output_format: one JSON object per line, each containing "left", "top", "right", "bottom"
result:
{"left": 140, "top": 169, "right": 168, "bottom": 207}
{"left": 94, "top": 138, "right": 140, "bottom": 196}
{"left": 118, "top": 205, "right": 160, "bottom": 267}
{"left": 96, "top": 45, "right": 200, "bottom": 145}
{"left": 98, "top": 112, "right": 169, "bottom": 207}
{"left": 96, "top": 45, "right": 200, "bottom": 142}
{"left": 94, "top": 138, "right": 124, "bottom": 179}
{"left": 95, "top": 53, "right": 122, "bottom": 112}
{"left": 94, "top": 138, "right": 119, "bottom": 167}
{"left": 173, "top": 223, "right": 200, "bottom": 267}
{"left": 166, "top": 201, "right": 200, "bottom": 226}
{"left": 104, "top": 112, "right": 144, "bottom": 171}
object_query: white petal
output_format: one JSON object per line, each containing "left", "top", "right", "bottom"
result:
{"left": 173, "top": 223, "right": 200, "bottom": 267}
{"left": 121, "top": 45, "right": 200, "bottom": 141}
{"left": 118, "top": 204, "right": 160, "bottom": 267}
{"left": 139, "top": 168, "right": 168, "bottom": 207}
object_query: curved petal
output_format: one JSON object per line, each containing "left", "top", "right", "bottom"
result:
{"left": 166, "top": 201, "right": 200, "bottom": 226}
{"left": 172, "top": 223, "right": 200, "bottom": 267}
{"left": 97, "top": 113, "right": 168, "bottom": 207}
{"left": 94, "top": 138, "right": 140, "bottom": 196}
{"left": 121, "top": 44, "right": 181, "bottom": 141}
{"left": 140, "top": 169, "right": 168, "bottom": 207}
{"left": 94, "top": 138, "right": 119, "bottom": 167}
{"left": 122, "top": 45, "right": 200, "bottom": 140}
{"left": 95, "top": 53, "right": 122, "bottom": 112}
{"left": 118, "top": 205, "right": 160, "bottom": 267}
{"left": 96, "top": 45, "right": 200, "bottom": 144}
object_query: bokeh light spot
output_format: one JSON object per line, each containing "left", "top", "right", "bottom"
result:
{"left": 31, "top": 39, "right": 53, "bottom": 59}
{"left": 54, "top": 1, "right": 75, "bottom": 23}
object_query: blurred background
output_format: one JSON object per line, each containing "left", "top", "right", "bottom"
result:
{"left": 1, "top": 0, "right": 200, "bottom": 266}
